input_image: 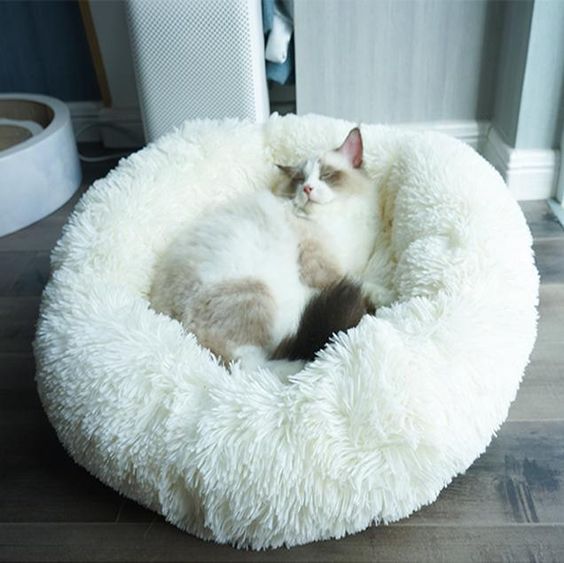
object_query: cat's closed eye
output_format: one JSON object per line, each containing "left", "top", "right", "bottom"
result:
{"left": 319, "top": 165, "right": 343, "bottom": 185}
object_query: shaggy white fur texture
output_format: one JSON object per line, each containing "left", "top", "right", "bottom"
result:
{"left": 34, "top": 114, "right": 539, "bottom": 549}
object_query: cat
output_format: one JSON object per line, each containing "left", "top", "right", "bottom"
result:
{"left": 150, "top": 127, "right": 378, "bottom": 374}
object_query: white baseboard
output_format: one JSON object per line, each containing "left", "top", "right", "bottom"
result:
{"left": 67, "top": 102, "right": 144, "bottom": 148}
{"left": 398, "top": 120, "right": 489, "bottom": 150}
{"left": 482, "top": 126, "right": 560, "bottom": 201}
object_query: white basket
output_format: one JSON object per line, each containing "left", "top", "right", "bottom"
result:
{"left": 0, "top": 94, "right": 81, "bottom": 237}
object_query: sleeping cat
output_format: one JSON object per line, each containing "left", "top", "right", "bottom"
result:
{"left": 150, "top": 128, "right": 378, "bottom": 373}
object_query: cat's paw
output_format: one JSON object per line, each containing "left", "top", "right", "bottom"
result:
{"left": 232, "top": 345, "right": 268, "bottom": 371}
{"left": 265, "top": 359, "right": 306, "bottom": 381}
{"left": 361, "top": 281, "right": 395, "bottom": 308}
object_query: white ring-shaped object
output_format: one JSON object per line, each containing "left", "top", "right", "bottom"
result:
{"left": 0, "top": 93, "right": 81, "bottom": 237}
{"left": 34, "top": 114, "right": 538, "bottom": 549}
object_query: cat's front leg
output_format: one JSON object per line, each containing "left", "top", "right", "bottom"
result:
{"left": 298, "top": 238, "right": 343, "bottom": 289}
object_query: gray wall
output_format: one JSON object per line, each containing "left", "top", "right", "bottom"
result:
{"left": 491, "top": 0, "right": 564, "bottom": 150}
{"left": 514, "top": 0, "right": 564, "bottom": 149}
{"left": 491, "top": 0, "right": 534, "bottom": 146}
{"left": 295, "top": 0, "right": 505, "bottom": 124}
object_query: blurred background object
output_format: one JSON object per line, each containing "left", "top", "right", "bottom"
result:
{"left": 126, "top": 0, "right": 270, "bottom": 142}
{"left": 0, "top": 94, "right": 81, "bottom": 236}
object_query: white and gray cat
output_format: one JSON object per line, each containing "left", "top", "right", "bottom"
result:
{"left": 150, "top": 128, "right": 378, "bottom": 374}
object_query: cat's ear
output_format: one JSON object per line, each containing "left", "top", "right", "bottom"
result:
{"left": 337, "top": 127, "right": 363, "bottom": 168}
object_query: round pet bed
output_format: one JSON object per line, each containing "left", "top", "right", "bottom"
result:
{"left": 34, "top": 114, "right": 539, "bottom": 549}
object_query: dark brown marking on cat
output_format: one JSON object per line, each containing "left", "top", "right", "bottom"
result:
{"left": 319, "top": 164, "right": 344, "bottom": 186}
{"left": 277, "top": 164, "right": 305, "bottom": 181}
{"left": 273, "top": 165, "right": 305, "bottom": 198}
{"left": 271, "top": 278, "right": 375, "bottom": 362}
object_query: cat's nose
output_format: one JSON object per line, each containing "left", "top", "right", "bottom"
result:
{"left": 303, "top": 185, "right": 313, "bottom": 195}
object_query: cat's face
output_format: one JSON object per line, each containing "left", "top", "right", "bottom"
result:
{"left": 275, "top": 127, "right": 367, "bottom": 211}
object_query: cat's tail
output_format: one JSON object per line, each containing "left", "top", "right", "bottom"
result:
{"left": 271, "top": 278, "right": 375, "bottom": 362}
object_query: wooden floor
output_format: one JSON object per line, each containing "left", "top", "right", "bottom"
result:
{"left": 1, "top": 160, "right": 563, "bottom": 562}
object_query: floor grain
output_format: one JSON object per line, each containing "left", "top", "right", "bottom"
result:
{"left": 520, "top": 200, "right": 564, "bottom": 240}
{"left": 508, "top": 284, "right": 564, "bottom": 421}
{"left": 534, "top": 239, "right": 564, "bottom": 285}
{"left": 0, "top": 523, "right": 562, "bottom": 563}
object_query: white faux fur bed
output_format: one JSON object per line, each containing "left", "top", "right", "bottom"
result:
{"left": 34, "top": 114, "right": 539, "bottom": 549}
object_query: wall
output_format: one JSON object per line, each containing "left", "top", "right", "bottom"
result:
{"left": 490, "top": 0, "right": 534, "bottom": 147}
{"left": 485, "top": 0, "right": 563, "bottom": 200}
{"left": 88, "top": 0, "right": 140, "bottom": 111}
{"left": 491, "top": 0, "right": 564, "bottom": 150}
{"left": 86, "top": 0, "right": 143, "bottom": 146}
{"left": 514, "top": 0, "right": 564, "bottom": 150}
{"left": 295, "top": 0, "right": 505, "bottom": 124}
{"left": 0, "top": 0, "right": 99, "bottom": 101}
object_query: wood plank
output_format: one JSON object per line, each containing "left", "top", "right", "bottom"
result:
{"left": 410, "top": 421, "right": 564, "bottom": 525}
{"left": 534, "top": 285, "right": 564, "bottom": 348}
{"left": 0, "top": 254, "right": 35, "bottom": 294}
{"left": 0, "top": 355, "right": 40, "bottom": 412}
{"left": 0, "top": 408, "right": 153, "bottom": 524}
{"left": 520, "top": 200, "right": 564, "bottom": 239}
{"left": 0, "top": 198, "right": 78, "bottom": 253}
{"left": 534, "top": 239, "right": 564, "bottom": 285}
{"left": 0, "top": 354, "right": 35, "bottom": 389}
{"left": 0, "top": 523, "right": 562, "bottom": 562}
{"left": 0, "top": 252, "right": 50, "bottom": 297}
{"left": 508, "top": 283, "right": 564, "bottom": 421}
{"left": 0, "top": 298, "right": 40, "bottom": 354}
{"left": 509, "top": 338, "right": 564, "bottom": 422}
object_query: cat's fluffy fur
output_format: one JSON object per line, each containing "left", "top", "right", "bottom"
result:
{"left": 150, "top": 129, "right": 378, "bottom": 372}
